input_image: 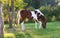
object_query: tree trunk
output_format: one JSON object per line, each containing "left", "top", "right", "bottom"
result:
{"left": 8, "top": 0, "right": 12, "bottom": 28}
{"left": 11, "top": 0, "right": 14, "bottom": 26}
{"left": 0, "top": 2, "right": 4, "bottom": 37}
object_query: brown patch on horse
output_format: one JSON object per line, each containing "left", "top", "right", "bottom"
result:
{"left": 20, "top": 10, "right": 33, "bottom": 22}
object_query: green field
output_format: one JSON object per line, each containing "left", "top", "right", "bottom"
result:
{"left": 4, "top": 21, "right": 60, "bottom": 38}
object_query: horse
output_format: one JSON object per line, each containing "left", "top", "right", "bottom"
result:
{"left": 15, "top": 9, "right": 47, "bottom": 31}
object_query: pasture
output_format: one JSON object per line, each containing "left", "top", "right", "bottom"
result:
{"left": 4, "top": 21, "right": 60, "bottom": 38}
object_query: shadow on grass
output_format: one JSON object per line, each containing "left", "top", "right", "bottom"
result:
{"left": 14, "top": 32, "right": 33, "bottom": 38}
{"left": 25, "top": 32, "right": 33, "bottom": 38}
{"left": 15, "top": 33, "right": 25, "bottom": 38}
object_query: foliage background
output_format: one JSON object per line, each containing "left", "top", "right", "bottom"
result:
{"left": 0, "top": 0, "right": 60, "bottom": 23}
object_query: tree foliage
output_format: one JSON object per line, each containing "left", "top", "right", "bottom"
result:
{"left": 0, "top": 0, "right": 60, "bottom": 23}
{"left": 15, "top": 0, "right": 27, "bottom": 9}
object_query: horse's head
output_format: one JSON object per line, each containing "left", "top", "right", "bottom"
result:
{"left": 34, "top": 9, "right": 47, "bottom": 29}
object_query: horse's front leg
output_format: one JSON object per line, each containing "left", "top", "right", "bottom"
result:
{"left": 35, "top": 21, "right": 38, "bottom": 29}
{"left": 21, "top": 21, "right": 25, "bottom": 31}
{"left": 39, "top": 21, "right": 42, "bottom": 29}
{"left": 35, "top": 21, "right": 42, "bottom": 29}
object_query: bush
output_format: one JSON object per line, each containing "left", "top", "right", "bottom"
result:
{"left": 27, "top": 6, "right": 35, "bottom": 10}
{"left": 39, "top": 6, "right": 60, "bottom": 22}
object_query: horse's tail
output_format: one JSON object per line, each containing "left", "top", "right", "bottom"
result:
{"left": 15, "top": 10, "right": 21, "bottom": 26}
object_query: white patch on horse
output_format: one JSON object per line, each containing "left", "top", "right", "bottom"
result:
{"left": 35, "top": 9, "right": 44, "bottom": 16}
{"left": 31, "top": 11, "right": 38, "bottom": 20}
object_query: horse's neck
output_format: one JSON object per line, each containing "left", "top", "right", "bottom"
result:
{"left": 31, "top": 11, "right": 38, "bottom": 20}
{"left": 35, "top": 9, "right": 44, "bottom": 16}
{"left": 31, "top": 11, "right": 36, "bottom": 16}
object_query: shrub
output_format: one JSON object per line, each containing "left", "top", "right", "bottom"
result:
{"left": 39, "top": 6, "right": 60, "bottom": 22}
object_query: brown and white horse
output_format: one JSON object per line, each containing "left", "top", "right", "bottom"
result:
{"left": 15, "top": 9, "right": 47, "bottom": 31}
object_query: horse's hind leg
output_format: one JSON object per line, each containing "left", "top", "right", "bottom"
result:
{"left": 21, "top": 21, "right": 25, "bottom": 31}
{"left": 20, "top": 17, "right": 26, "bottom": 31}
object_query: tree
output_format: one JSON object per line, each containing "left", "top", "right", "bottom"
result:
{"left": 11, "top": 0, "right": 14, "bottom": 26}
{"left": 0, "top": 1, "right": 4, "bottom": 37}
{"left": 8, "top": 0, "right": 13, "bottom": 28}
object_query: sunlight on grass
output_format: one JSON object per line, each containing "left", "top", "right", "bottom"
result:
{"left": 4, "top": 33, "right": 15, "bottom": 38}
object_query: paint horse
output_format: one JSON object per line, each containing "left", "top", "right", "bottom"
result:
{"left": 15, "top": 9, "right": 47, "bottom": 31}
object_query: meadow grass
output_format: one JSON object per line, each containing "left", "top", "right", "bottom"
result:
{"left": 4, "top": 21, "right": 60, "bottom": 38}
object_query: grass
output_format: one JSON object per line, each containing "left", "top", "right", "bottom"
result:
{"left": 4, "top": 21, "right": 60, "bottom": 38}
